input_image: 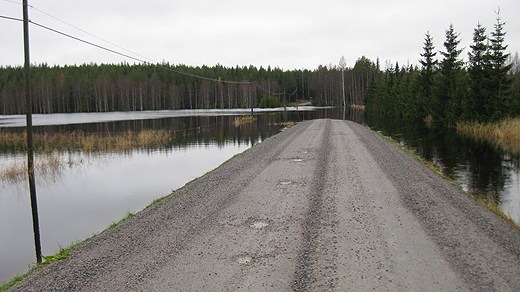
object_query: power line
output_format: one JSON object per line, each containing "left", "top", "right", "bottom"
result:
{"left": 2, "top": 0, "right": 153, "bottom": 63}
{"left": 0, "top": 14, "right": 21, "bottom": 22}
{"left": 2, "top": 0, "right": 21, "bottom": 5}
{"left": 31, "top": 21, "right": 147, "bottom": 64}
{"left": 29, "top": 4, "right": 155, "bottom": 64}
{"left": 1, "top": 14, "right": 297, "bottom": 95}
{"left": 1, "top": 15, "right": 247, "bottom": 84}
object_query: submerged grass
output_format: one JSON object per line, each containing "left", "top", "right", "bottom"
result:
{"left": 271, "top": 121, "right": 297, "bottom": 127}
{"left": 456, "top": 117, "right": 520, "bottom": 154}
{"left": 350, "top": 104, "right": 366, "bottom": 110}
{"left": 377, "top": 131, "right": 520, "bottom": 231}
{"left": 0, "top": 155, "right": 83, "bottom": 183}
{"left": 233, "top": 115, "right": 256, "bottom": 127}
{"left": 0, "top": 129, "right": 177, "bottom": 153}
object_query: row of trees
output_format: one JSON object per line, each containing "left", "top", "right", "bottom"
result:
{"left": 366, "top": 12, "right": 520, "bottom": 125}
{"left": 2, "top": 12, "right": 518, "bottom": 126}
{"left": 0, "top": 59, "right": 379, "bottom": 115}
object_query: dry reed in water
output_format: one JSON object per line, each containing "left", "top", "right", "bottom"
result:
{"left": 0, "top": 155, "right": 83, "bottom": 183}
{"left": 0, "top": 130, "right": 177, "bottom": 153}
{"left": 456, "top": 117, "right": 520, "bottom": 154}
{"left": 234, "top": 116, "right": 256, "bottom": 127}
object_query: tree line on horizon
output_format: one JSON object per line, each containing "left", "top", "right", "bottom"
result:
{"left": 366, "top": 12, "right": 520, "bottom": 126}
{"left": 1, "top": 13, "right": 519, "bottom": 127}
{"left": 0, "top": 59, "right": 378, "bottom": 115}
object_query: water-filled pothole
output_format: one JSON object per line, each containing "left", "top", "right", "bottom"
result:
{"left": 293, "top": 158, "right": 303, "bottom": 162}
{"left": 280, "top": 181, "right": 292, "bottom": 185}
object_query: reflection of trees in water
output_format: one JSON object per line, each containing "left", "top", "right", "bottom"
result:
{"left": 0, "top": 109, "right": 345, "bottom": 154}
{"left": 366, "top": 115, "right": 515, "bottom": 208}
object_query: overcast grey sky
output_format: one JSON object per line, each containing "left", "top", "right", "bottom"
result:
{"left": 1, "top": 0, "right": 519, "bottom": 69}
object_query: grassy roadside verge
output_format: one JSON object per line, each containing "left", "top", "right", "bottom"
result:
{"left": 376, "top": 131, "right": 520, "bottom": 231}
{"left": 0, "top": 240, "right": 84, "bottom": 292}
{"left": 456, "top": 117, "right": 520, "bottom": 155}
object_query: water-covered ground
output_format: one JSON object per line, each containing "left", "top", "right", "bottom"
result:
{"left": 0, "top": 107, "right": 322, "bottom": 128}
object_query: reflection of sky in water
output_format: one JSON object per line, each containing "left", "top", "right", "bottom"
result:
{"left": 0, "top": 108, "right": 320, "bottom": 128}
{"left": 500, "top": 168, "right": 520, "bottom": 223}
{"left": 0, "top": 142, "right": 250, "bottom": 284}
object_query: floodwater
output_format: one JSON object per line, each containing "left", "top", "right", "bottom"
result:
{"left": 0, "top": 107, "right": 340, "bottom": 284}
{"left": 367, "top": 116, "right": 520, "bottom": 226}
{"left": 1, "top": 107, "right": 519, "bottom": 284}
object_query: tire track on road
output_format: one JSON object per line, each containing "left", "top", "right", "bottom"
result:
{"left": 292, "top": 119, "right": 332, "bottom": 291}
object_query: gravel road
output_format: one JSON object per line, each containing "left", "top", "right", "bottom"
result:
{"left": 10, "top": 119, "right": 520, "bottom": 291}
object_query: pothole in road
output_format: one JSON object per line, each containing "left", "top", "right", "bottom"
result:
{"left": 235, "top": 255, "right": 253, "bottom": 264}
{"left": 250, "top": 221, "right": 269, "bottom": 229}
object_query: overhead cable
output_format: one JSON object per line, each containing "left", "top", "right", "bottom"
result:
{"left": 1, "top": 13, "right": 297, "bottom": 95}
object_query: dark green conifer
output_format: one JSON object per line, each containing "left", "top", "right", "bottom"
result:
{"left": 468, "top": 23, "right": 488, "bottom": 120}
{"left": 487, "top": 10, "right": 512, "bottom": 119}
{"left": 437, "top": 24, "right": 466, "bottom": 124}
{"left": 419, "top": 31, "right": 438, "bottom": 118}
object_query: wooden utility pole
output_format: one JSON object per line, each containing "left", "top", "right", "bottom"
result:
{"left": 23, "top": 0, "right": 42, "bottom": 264}
{"left": 339, "top": 56, "right": 347, "bottom": 120}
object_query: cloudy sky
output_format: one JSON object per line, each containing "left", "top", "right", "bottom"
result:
{"left": 1, "top": 0, "right": 519, "bottom": 69}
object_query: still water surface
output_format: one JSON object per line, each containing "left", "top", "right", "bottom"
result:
{"left": 367, "top": 116, "right": 520, "bottom": 225}
{"left": 0, "top": 107, "right": 519, "bottom": 284}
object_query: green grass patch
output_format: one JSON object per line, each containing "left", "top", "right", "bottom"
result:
{"left": 147, "top": 196, "right": 167, "bottom": 208}
{"left": 0, "top": 241, "right": 82, "bottom": 291}
{"left": 108, "top": 212, "right": 136, "bottom": 229}
{"left": 0, "top": 274, "right": 27, "bottom": 292}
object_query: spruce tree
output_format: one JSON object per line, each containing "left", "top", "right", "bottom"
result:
{"left": 487, "top": 10, "right": 512, "bottom": 119}
{"left": 468, "top": 23, "right": 488, "bottom": 120}
{"left": 419, "top": 31, "right": 438, "bottom": 118}
{"left": 438, "top": 24, "right": 465, "bottom": 124}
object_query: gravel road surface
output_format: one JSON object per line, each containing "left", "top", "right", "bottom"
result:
{"left": 10, "top": 119, "right": 520, "bottom": 291}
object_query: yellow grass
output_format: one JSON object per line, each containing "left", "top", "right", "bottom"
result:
{"left": 350, "top": 104, "right": 366, "bottom": 110}
{"left": 456, "top": 117, "right": 520, "bottom": 154}
{"left": 1, "top": 162, "right": 26, "bottom": 183}
{"left": 1, "top": 155, "right": 83, "bottom": 183}
{"left": 423, "top": 115, "right": 434, "bottom": 128}
{"left": 234, "top": 116, "right": 256, "bottom": 127}
{"left": 271, "top": 121, "right": 296, "bottom": 127}
{"left": 0, "top": 130, "right": 177, "bottom": 153}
